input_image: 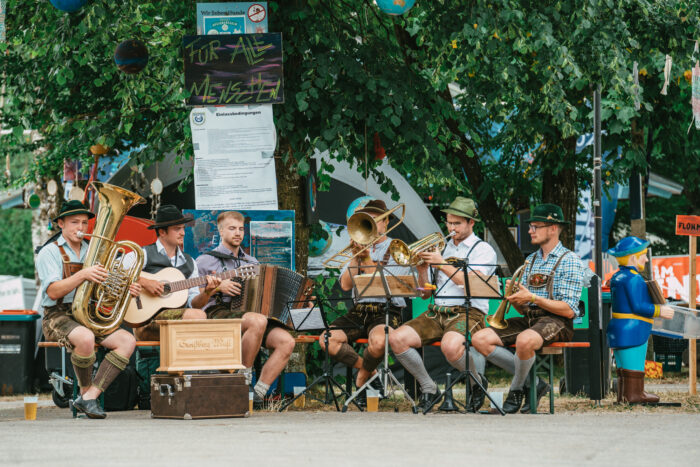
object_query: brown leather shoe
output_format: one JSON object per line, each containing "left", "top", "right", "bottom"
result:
{"left": 621, "top": 369, "right": 659, "bottom": 404}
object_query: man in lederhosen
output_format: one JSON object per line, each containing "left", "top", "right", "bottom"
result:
{"left": 319, "top": 199, "right": 406, "bottom": 407}
{"left": 130, "top": 205, "right": 213, "bottom": 341}
{"left": 389, "top": 196, "right": 497, "bottom": 412}
{"left": 195, "top": 211, "right": 295, "bottom": 406}
{"left": 36, "top": 200, "right": 140, "bottom": 418}
{"left": 472, "top": 203, "right": 585, "bottom": 414}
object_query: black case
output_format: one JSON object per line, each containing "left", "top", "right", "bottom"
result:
{"left": 150, "top": 373, "right": 249, "bottom": 419}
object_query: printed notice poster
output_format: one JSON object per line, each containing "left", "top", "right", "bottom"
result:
{"left": 197, "top": 2, "right": 268, "bottom": 35}
{"left": 250, "top": 221, "right": 294, "bottom": 270}
{"left": 190, "top": 106, "right": 278, "bottom": 210}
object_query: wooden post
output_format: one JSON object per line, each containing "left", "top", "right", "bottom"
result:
{"left": 690, "top": 236, "right": 697, "bottom": 395}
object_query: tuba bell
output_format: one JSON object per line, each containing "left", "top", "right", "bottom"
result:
{"left": 72, "top": 182, "right": 146, "bottom": 336}
{"left": 389, "top": 231, "right": 455, "bottom": 266}
{"left": 486, "top": 260, "right": 529, "bottom": 330}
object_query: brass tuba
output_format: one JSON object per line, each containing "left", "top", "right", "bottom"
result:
{"left": 389, "top": 231, "right": 455, "bottom": 266}
{"left": 72, "top": 182, "right": 146, "bottom": 336}
{"left": 486, "top": 260, "right": 529, "bottom": 330}
{"left": 323, "top": 203, "right": 405, "bottom": 269}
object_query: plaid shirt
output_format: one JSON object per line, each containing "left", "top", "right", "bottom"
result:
{"left": 522, "top": 242, "right": 585, "bottom": 316}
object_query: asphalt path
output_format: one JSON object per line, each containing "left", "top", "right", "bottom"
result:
{"left": 1, "top": 405, "right": 698, "bottom": 466}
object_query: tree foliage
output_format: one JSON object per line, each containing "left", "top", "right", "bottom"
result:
{"left": 0, "top": 208, "right": 34, "bottom": 278}
{"left": 1, "top": 1, "right": 698, "bottom": 272}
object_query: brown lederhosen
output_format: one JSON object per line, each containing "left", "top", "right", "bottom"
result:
{"left": 491, "top": 251, "right": 574, "bottom": 347}
{"left": 402, "top": 239, "right": 486, "bottom": 344}
{"left": 330, "top": 246, "right": 403, "bottom": 341}
{"left": 42, "top": 242, "right": 107, "bottom": 348}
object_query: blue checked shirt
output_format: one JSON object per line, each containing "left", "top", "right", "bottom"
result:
{"left": 522, "top": 242, "right": 585, "bottom": 316}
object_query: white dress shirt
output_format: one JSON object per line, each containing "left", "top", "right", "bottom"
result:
{"left": 433, "top": 233, "right": 497, "bottom": 313}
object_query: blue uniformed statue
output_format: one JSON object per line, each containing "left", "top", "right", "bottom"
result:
{"left": 607, "top": 236, "right": 674, "bottom": 404}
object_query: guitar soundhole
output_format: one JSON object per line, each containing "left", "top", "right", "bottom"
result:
{"left": 162, "top": 283, "right": 171, "bottom": 296}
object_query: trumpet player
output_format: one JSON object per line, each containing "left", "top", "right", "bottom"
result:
{"left": 389, "top": 197, "right": 497, "bottom": 413}
{"left": 319, "top": 199, "right": 405, "bottom": 408}
{"left": 36, "top": 200, "right": 140, "bottom": 419}
{"left": 472, "top": 204, "right": 584, "bottom": 414}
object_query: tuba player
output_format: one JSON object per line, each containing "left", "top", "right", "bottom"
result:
{"left": 36, "top": 200, "right": 140, "bottom": 419}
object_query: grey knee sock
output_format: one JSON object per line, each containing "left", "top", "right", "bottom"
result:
{"left": 470, "top": 348, "right": 486, "bottom": 375}
{"left": 486, "top": 346, "right": 516, "bottom": 374}
{"left": 448, "top": 351, "right": 481, "bottom": 386}
{"left": 510, "top": 355, "right": 536, "bottom": 391}
{"left": 395, "top": 348, "right": 437, "bottom": 394}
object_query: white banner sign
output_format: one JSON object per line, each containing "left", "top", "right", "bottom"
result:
{"left": 190, "top": 105, "right": 278, "bottom": 210}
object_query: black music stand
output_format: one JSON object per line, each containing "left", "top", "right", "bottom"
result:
{"left": 278, "top": 298, "right": 363, "bottom": 412}
{"left": 341, "top": 263, "right": 420, "bottom": 413}
{"left": 421, "top": 260, "right": 506, "bottom": 416}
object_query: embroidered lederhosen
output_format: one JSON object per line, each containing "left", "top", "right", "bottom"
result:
{"left": 523, "top": 250, "right": 571, "bottom": 319}
{"left": 55, "top": 241, "right": 83, "bottom": 306}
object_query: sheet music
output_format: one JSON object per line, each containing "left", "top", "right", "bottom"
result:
{"left": 290, "top": 307, "right": 325, "bottom": 331}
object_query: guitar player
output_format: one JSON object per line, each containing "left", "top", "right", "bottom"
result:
{"left": 195, "top": 211, "right": 295, "bottom": 407}
{"left": 127, "top": 205, "right": 217, "bottom": 341}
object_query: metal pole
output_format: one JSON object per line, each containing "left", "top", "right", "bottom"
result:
{"left": 588, "top": 85, "right": 605, "bottom": 401}
{"left": 594, "top": 85, "right": 603, "bottom": 281}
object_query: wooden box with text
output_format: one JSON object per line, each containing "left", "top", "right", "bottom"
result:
{"left": 157, "top": 319, "right": 244, "bottom": 373}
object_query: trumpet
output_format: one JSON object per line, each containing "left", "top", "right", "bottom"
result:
{"left": 323, "top": 203, "right": 405, "bottom": 269}
{"left": 390, "top": 231, "right": 455, "bottom": 266}
{"left": 486, "top": 260, "right": 529, "bottom": 330}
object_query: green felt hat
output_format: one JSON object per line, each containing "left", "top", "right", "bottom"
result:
{"left": 52, "top": 200, "right": 95, "bottom": 223}
{"left": 441, "top": 196, "right": 480, "bottom": 221}
{"left": 528, "top": 203, "right": 569, "bottom": 225}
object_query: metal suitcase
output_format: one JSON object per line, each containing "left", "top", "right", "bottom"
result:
{"left": 150, "top": 373, "right": 249, "bottom": 419}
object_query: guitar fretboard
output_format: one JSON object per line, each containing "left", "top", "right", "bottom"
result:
{"left": 168, "top": 268, "right": 253, "bottom": 292}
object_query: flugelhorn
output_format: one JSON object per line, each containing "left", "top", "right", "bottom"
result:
{"left": 486, "top": 260, "right": 529, "bottom": 330}
{"left": 72, "top": 182, "right": 146, "bottom": 336}
{"left": 390, "top": 231, "right": 455, "bottom": 266}
{"left": 323, "top": 203, "right": 405, "bottom": 269}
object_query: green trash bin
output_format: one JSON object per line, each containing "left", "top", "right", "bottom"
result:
{"left": 0, "top": 310, "right": 41, "bottom": 395}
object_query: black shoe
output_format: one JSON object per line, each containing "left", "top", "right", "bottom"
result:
{"left": 417, "top": 389, "right": 442, "bottom": 413}
{"left": 467, "top": 374, "right": 488, "bottom": 413}
{"left": 353, "top": 388, "right": 368, "bottom": 410}
{"left": 73, "top": 396, "right": 107, "bottom": 419}
{"left": 502, "top": 389, "right": 525, "bottom": 414}
{"left": 369, "top": 377, "right": 385, "bottom": 399}
{"left": 253, "top": 392, "right": 266, "bottom": 410}
{"left": 521, "top": 379, "right": 550, "bottom": 414}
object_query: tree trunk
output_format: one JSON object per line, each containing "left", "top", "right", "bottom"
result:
{"left": 541, "top": 136, "right": 577, "bottom": 250}
{"left": 439, "top": 91, "right": 525, "bottom": 271}
{"left": 274, "top": 141, "right": 310, "bottom": 275}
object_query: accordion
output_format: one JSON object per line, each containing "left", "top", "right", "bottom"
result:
{"left": 229, "top": 265, "right": 314, "bottom": 328}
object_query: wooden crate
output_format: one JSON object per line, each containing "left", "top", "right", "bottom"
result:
{"left": 156, "top": 319, "right": 244, "bottom": 373}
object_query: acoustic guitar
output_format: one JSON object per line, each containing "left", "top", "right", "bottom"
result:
{"left": 124, "top": 263, "right": 260, "bottom": 327}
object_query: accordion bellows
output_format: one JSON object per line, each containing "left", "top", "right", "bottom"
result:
{"left": 230, "top": 265, "right": 314, "bottom": 328}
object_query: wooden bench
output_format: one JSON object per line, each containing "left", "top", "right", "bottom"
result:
{"left": 524, "top": 342, "right": 590, "bottom": 414}
{"left": 39, "top": 338, "right": 590, "bottom": 414}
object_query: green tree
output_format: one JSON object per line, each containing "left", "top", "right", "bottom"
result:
{"left": 0, "top": 208, "right": 34, "bottom": 278}
{"left": 1, "top": 0, "right": 698, "bottom": 275}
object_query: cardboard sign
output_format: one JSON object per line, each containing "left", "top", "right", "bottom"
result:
{"left": 676, "top": 215, "right": 700, "bottom": 236}
{"left": 183, "top": 33, "right": 283, "bottom": 106}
